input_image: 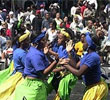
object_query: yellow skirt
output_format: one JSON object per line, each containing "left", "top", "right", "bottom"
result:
{"left": 0, "top": 72, "right": 23, "bottom": 100}
{"left": 0, "top": 61, "right": 14, "bottom": 85}
{"left": 83, "top": 80, "right": 108, "bottom": 100}
{"left": 7, "top": 78, "right": 24, "bottom": 100}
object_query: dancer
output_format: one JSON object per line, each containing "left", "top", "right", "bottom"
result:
{"left": 49, "top": 29, "right": 78, "bottom": 100}
{"left": 13, "top": 31, "right": 69, "bottom": 100}
{"left": 0, "top": 32, "right": 30, "bottom": 100}
{"left": 64, "top": 33, "right": 108, "bottom": 100}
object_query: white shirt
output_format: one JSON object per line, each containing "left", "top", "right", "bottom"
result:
{"left": 87, "top": 0, "right": 98, "bottom": 10}
{"left": 17, "top": 12, "right": 24, "bottom": 21}
{"left": 71, "top": 6, "right": 77, "bottom": 16}
{"left": 54, "top": 18, "right": 62, "bottom": 26}
{"left": 46, "top": 28, "right": 57, "bottom": 43}
{"left": 104, "top": 3, "right": 110, "bottom": 13}
{"left": 30, "top": 14, "right": 35, "bottom": 23}
{"left": 70, "top": 21, "right": 84, "bottom": 35}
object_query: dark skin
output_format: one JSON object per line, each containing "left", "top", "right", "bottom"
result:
{"left": 49, "top": 33, "right": 76, "bottom": 73}
{"left": 35, "top": 37, "right": 69, "bottom": 75}
{"left": 19, "top": 37, "right": 30, "bottom": 50}
{"left": 64, "top": 39, "right": 94, "bottom": 77}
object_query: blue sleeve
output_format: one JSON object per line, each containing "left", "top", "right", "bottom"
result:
{"left": 21, "top": 52, "right": 27, "bottom": 66}
{"left": 31, "top": 54, "right": 46, "bottom": 71}
{"left": 83, "top": 55, "right": 96, "bottom": 68}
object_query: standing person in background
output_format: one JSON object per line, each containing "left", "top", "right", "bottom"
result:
{"left": 86, "top": 0, "right": 98, "bottom": 10}
{"left": 32, "top": 10, "right": 43, "bottom": 35}
{"left": 1, "top": 9, "right": 7, "bottom": 21}
{"left": 80, "top": 1, "right": 88, "bottom": 18}
{"left": 8, "top": 11, "right": 17, "bottom": 30}
{"left": 46, "top": 20, "right": 57, "bottom": 43}
{"left": 40, "top": 4, "right": 48, "bottom": 19}
{"left": 41, "top": 12, "right": 53, "bottom": 31}
{"left": 83, "top": 4, "right": 94, "bottom": 26}
{"left": 49, "top": 3, "right": 60, "bottom": 18}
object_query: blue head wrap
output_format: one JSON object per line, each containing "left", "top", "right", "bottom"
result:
{"left": 32, "top": 31, "right": 46, "bottom": 43}
{"left": 85, "top": 32, "right": 96, "bottom": 50}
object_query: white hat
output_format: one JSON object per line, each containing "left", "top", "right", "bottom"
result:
{"left": 9, "top": 11, "right": 14, "bottom": 15}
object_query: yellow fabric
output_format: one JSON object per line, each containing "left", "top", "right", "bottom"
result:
{"left": 0, "top": 61, "right": 14, "bottom": 85}
{"left": 7, "top": 78, "right": 24, "bottom": 100}
{"left": 10, "top": 61, "right": 14, "bottom": 72}
{"left": 74, "top": 41, "right": 83, "bottom": 56}
{"left": 54, "top": 93, "right": 60, "bottom": 100}
{"left": 0, "top": 72, "right": 22, "bottom": 100}
{"left": 18, "top": 32, "right": 30, "bottom": 43}
{"left": 60, "top": 29, "right": 70, "bottom": 39}
{"left": 83, "top": 80, "right": 108, "bottom": 100}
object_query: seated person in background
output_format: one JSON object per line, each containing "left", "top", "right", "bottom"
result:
{"left": 74, "top": 34, "right": 85, "bottom": 58}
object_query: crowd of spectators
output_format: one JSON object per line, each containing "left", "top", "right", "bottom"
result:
{"left": 0, "top": 0, "right": 110, "bottom": 68}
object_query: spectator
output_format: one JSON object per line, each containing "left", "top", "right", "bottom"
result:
{"left": 70, "top": 15, "right": 84, "bottom": 36}
{"left": 1, "top": 40, "right": 13, "bottom": 66}
{"left": 41, "top": 12, "right": 53, "bottom": 30}
{"left": 60, "top": 16, "right": 70, "bottom": 29}
{"left": 74, "top": 34, "right": 85, "bottom": 57}
{"left": 82, "top": 20, "right": 96, "bottom": 36}
{"left": 1, "top": 9, "right": 7, "bottom": 21}
{"left": 2, "top": 22, "right": 12, "bottom": 38}
{"left": 83, "top": 4, "right": 94, "bottom": 26}
{"left": 54, "top": 12, "right": 62, "bottom": 30}
{"left": 8, "top": 11, "right": 17, "bottom": 30}
{"left": 32, "top": 10, "right": 43, "bottom": 34}
{"left": 46, "top": 20, "right": 57, "bottom": 43}
{"left": 0, "top": 28, "right": 7, "bottom": 50}
{"left": 40, "top": 4, "right": 48, "bottom": 18}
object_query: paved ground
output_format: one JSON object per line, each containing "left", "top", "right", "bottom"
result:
{"left": 48, "top": 80, "right": 110, "bottom": 100}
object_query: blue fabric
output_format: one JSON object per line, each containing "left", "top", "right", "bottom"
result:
{"left": 13, "top": 48, "right": 27, "bottom": 73}
{"left": 24, "top": 46, "right": 49, "bottom": 78}
{"left": 57, "top": 45, "right": 74, "bottom": 59}
{"left": 12, "top": 42, "right": 19, "bottom": 51}
{"left": 86, "top": 32, "right": 96, "bottom": 49}
{"left": 32, "top": 31, "right": 46, "bottom": 43}
{"left": 52, "top": 42, "right": 59, "bottom": 53}
{"left": 80, "top": 52, "right": 102, "bottom": 86}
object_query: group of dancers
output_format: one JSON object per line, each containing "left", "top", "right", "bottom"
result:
{"left": 0, "top": 28, "right": 108, "bottom": 100}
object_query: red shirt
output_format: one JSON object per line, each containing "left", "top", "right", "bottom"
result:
{"left": 81, "top": 6, "right": 87, "bottom": 17}
{"left": 66, "top": 23, "right": 70, "bottom": 28}
{"left": 6, "top": 29, "right": 11, "bottom": 37}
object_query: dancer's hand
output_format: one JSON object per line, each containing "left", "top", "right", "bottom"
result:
{"left": 66, "top": 40, "right": 74, "bottom": 53}
{"left": 44, "top": 46, "right": 49, "bottom": 54}
{"left": 58, "top": 58, "right": 70, "bottom": 65}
